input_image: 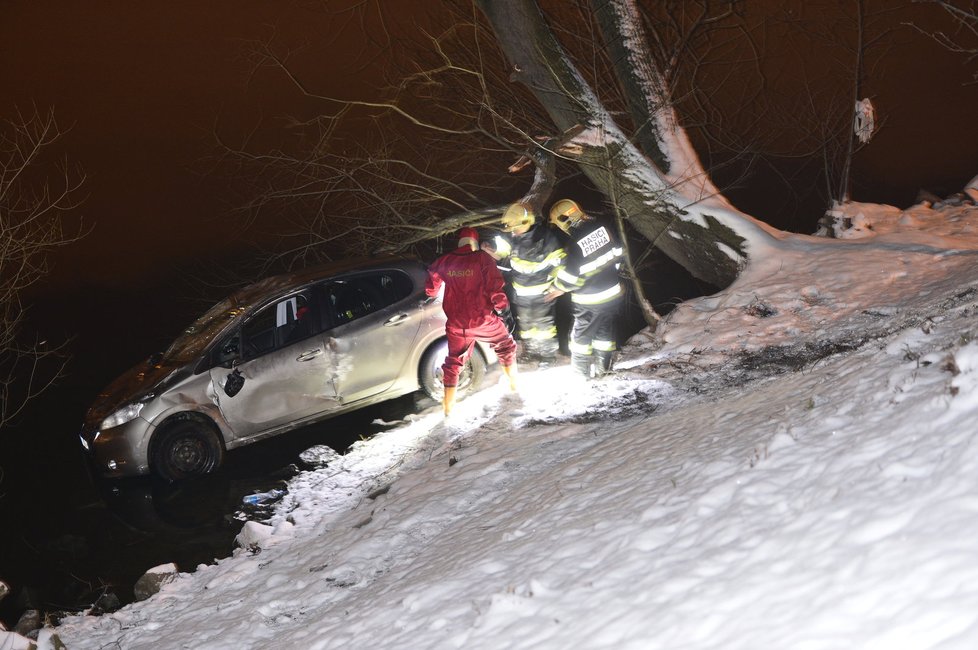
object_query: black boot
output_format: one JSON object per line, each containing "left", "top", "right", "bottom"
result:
{"left": 594, "top": 350, "right": 614, "bottom": 378}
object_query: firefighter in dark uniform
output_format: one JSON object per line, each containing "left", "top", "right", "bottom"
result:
{"left": 482, "top": 202, "right": 567, "bottom": 364}
{"left": 545, "top": 199, "right": 624, "bottom": 379}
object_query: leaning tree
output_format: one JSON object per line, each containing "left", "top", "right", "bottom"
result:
{"left": 475, "top": 0, "right": 779, "bottom": 290}
{"left": 226, "top": 1, "right": 780, "bottom": 293}
{"left": 226, "top": 0, "right": 974, "bottom": 331}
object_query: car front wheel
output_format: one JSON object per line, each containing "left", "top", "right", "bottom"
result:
{"left": 419, "top": 341, "right": 487, "bottom": 401}
{"left": 150, "top": 418, "right": 225, "bottom": 482}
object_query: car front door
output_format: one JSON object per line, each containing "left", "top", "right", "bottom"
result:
{"left": 209, "top": 288, "right": 341, "bottom": 439}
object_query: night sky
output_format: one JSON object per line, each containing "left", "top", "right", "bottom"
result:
{"left": 2, "top": 1, "right": 976, "bottom": 294}
{"left": 2, "top": 1, "right": 393, "bottom": 293}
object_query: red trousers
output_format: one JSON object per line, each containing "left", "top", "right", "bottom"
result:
{"left": 442, "top": 317, "right": 517, "bottom": 387}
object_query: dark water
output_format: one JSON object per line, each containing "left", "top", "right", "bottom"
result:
{"left": 0, "top": 284, "right": 424, "bottom": 630}
{"left": 0, "top": 372, "right": 421, "bottom": 630}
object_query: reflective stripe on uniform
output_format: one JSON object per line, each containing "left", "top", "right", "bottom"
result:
{"left": 494, "top": 236, "right": 512, "bottom": 257}
{"left": 518, "top": 325, "right": 558, "bottom": 340}
{"left": 510, "top": 248, "right": 565, "bottom": 275}
{"left": 569, "top": 340, "right": 592, "bottom": 355}
{"left": 545, "top": 248, "right": 567, "bottom": 266}
{"left": 593, "top": 339, "right": 617, "bottom": 352}
{"left": 511, "top": 258, "right": 548, "bottom": 274}
{"left": 555, "top": 268, "right": 585, "bottom": 290}
{"left": 571, "top": 283, "right": 623, "bottom": 305}
{"left": 513, "top": 281, "right": 554, "bottom": 296}
{"left": 579, "top": 246, "right": 623, "bottom": 276}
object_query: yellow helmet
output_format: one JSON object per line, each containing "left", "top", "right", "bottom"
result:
{"left": 549, "top": 199, "right": 586, "bottom": 234}
{"left": 501, "top": 203, "right": 535, "bottom": 233}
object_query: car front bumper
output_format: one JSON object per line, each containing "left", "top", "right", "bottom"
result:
{"left": 79, "top": 418, "right": 154, "bottom": 478}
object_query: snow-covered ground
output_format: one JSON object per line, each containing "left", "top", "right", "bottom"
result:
{"left": 11, "top": 197, "right": 978, "bottom": 649}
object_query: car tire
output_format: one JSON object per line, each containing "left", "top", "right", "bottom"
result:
{"left": 419, "top": 340, "right": 487, "bottom": 401}
{"left": 150, "top": 418, "right": 225, "bottom": 482}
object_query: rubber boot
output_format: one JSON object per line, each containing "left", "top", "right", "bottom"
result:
{"left": 571, "top": 353, "right": 593, "bottom": 380}
{"left": 594, "top": 350, "right": 614, "bottom": 378}
{"left": 442, "top": 385, "right": 457, "bottom": 417}
{"left": 502, "top": 364, "right": 519, "bottom": 392}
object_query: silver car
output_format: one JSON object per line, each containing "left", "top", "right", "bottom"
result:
{"left": 79, "top": 257, "right": 493, "bottom": 481}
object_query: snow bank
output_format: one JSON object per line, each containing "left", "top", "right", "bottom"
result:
{"left": 50, "top": 201, "right": 978, "bottom": 649}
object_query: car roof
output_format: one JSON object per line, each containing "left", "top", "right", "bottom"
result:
{"left": 163, "top": 255, "right": 427, "bottom": 364}
{"left": 229, "top": 255, "right": 424, "bottom": 309}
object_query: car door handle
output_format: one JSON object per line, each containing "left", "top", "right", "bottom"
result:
{"left": 296, "top": 349, "right": 323, "bottom": 362}
{"left": 385, "top": 313, "right": 409, "bottom": 326}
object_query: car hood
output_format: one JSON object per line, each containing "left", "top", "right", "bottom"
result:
{"left": 85, "top": 359, "right": 184, "bottom": 427}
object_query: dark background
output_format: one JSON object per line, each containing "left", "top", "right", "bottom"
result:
{"left": 1, "top": 1, "right": 975, "bottom": 294}
{"left": 0, "top": 2, "right": 423, "bottom": 627}
{"left": 0, "top": 0, "right": 976, "bottom": 630}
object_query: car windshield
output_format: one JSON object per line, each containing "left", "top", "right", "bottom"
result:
{"left": 159, "top": 275, "right": 299, "bottom": 365}
{"left": 161, "top": 297, "right": 246, "bottom": 365}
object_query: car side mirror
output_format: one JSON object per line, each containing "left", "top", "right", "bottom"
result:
{"left": 223, "top": 369, "right": 245, "bottom": 397}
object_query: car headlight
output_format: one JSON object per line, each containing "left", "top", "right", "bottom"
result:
{"left": 100, "top": 402, "right": 145, "bottom": 430}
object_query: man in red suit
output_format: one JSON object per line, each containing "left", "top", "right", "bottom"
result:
{"left": 426, "top": 227, "right": 519, "bottom": 416}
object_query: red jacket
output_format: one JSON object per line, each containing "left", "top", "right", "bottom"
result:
{"left": 426, "top": 247, "right": 510, "bottom": 329}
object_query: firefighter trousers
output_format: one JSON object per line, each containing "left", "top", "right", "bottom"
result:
{"left": 568, "top": 299, "right": 620, "bottom": 378}
{"left": 443, "top": 318, "right": 517, "bottom": 388}
{"left": 512, "top": 293, "right": 559, "bottom": 360}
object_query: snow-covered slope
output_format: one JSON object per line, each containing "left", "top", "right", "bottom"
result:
{"left": 32, "top": 201, "right": 978, "bottom": 649}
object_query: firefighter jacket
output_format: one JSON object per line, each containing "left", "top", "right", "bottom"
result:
{"left": 426, "top": 246, "right": 510, "bottom": 329}
{"left": 492, "top": 224, "right": 567, "bottom": 297}
{"left": 554, "top": 219, "right": 624, "bottom": 306}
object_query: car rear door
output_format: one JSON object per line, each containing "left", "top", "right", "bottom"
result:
{"left": 321, "top": 269, "right": 423, "bottom": 403}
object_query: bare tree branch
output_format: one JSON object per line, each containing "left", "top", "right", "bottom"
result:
{"left": 909, "top": 0, "right": 978, "bottom": 80}
{"left": 0, "top": 107, "right": 86, "bottom": 428}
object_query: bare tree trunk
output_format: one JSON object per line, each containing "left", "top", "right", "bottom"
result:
{"left": 839, "top": 0, "right": 865, "bottom": 204}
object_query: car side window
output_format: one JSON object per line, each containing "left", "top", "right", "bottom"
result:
{"left": 278, "top": 292, "right": 319, "bottom": 345}
{"left": 324, "top": 271, "right": 412, "bottom": 326}
{"left": 383, "top": 270, "right": 414, "bottom": 302}
{"left": 238, "top": 289, "right": 319, "bottom": 360}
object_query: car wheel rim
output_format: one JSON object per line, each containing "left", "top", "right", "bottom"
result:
{"left": 432, "top": 364, "right": 472, "bottom": 391}
{"left": 170, "top": 437, "right": 206, "bottom": 473}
